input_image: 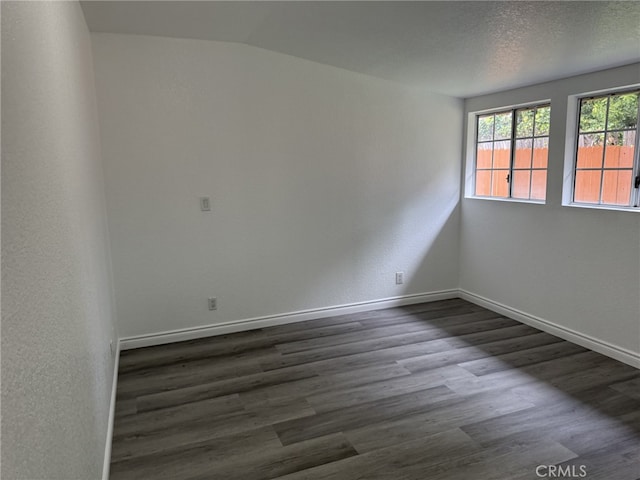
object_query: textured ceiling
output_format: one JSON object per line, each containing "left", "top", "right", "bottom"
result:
{"left": 81, "top": 1, "right": 640, "bottom": 98}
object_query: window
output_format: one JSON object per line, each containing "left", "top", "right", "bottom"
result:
{"left": 573, "top": 89, "right": 640, "bottom": 208}
{"left": 475, "top": 104, "right": 550, "bottom": 201}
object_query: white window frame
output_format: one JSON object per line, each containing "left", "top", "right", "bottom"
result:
{"left": 465, "top": 100, "right": 551, "bottom": 204}
{"left": 562, "top": 86, "right": 640, "bottom": 212}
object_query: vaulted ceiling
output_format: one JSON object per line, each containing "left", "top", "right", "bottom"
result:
{"left": 81, "top": 1, "right": 640, "bottom": 97}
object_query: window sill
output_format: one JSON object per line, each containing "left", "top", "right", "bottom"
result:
{"left": 465, "top": 195, "right": 546, "bottom": 206}
{"left": 562, "top": 202, "right": 640, "bottom": 213}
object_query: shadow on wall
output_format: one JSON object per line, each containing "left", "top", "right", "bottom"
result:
{"left": 210, "top": 134, "right": 462, "bottom": 316}
{"left": 403, "top": 192, "right": 460, "bottom": 296}
{"left": 283, "top": 183, "right": 462, "bottom": 310}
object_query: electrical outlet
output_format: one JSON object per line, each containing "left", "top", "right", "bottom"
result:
{"left": 208, "top": 297, "right": 217, "bottom": 311}
{"left": 395, "top": 272, "right": 404, "bottom": 285}
{"left": 200, "top": 196, "right": 211, "bottom": 212}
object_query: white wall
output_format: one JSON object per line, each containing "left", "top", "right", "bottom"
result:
{"left": 1, "top": 2, "right": 117, "bottom": 479}
{"left": 91, "top": 33, "right": 463, "bottom": 339}
{"left": 460, "top": 64, "right": 640, "bottom": 357}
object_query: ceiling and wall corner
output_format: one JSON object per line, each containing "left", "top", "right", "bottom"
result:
{"left": 81, "top": 1, "right": 640, "bottom": 98}
{"left": 83, "top": 1, "right": 640, "bottom": 360}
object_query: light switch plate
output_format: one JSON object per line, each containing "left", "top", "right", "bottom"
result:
{"left": 200, "top": 196, "right": 211, "bottom": 211}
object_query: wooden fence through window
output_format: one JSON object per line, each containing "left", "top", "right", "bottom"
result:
{"left": 475, "top": 146, "right": 634, "bottom": 204}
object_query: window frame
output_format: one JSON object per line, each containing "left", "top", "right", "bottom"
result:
{"left": 470, "top": 102, "right": 551, "bottom": 204}
{"left": 567, "top": 88, "right": 640, "bottom": 211}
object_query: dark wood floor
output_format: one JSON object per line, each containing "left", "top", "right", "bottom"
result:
{"left": 110, "top": 299, "right": 640, "bottom": 480}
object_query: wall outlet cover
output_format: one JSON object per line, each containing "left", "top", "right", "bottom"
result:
{"left": 208, "top": 297, "right": 217, "bottom": 310}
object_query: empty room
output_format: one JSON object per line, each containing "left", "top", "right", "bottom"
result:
{"left": 2, "top": 1, "right": 640, "bottom": 479}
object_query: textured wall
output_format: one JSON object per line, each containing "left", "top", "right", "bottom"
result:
{"left": 460, "top": 64, "right": 640, "bottom": 356}
{"left": 1, "top": 2, "right": 117, "bottom": 479}
{"left": 91, "top": 33, "right": 463, "bottom": 339}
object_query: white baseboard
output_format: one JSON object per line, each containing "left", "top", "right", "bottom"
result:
{"left": 119, "top": 289, "right": 459, "bottom": 350}
{"left": 102, "top": 339, "right": 121, "bottom": 480}
{"left": 118, "top": 288, "right": 639, "bottom": 368}
{"left": 458, "top": 289, "right": 640, "bottom": 369}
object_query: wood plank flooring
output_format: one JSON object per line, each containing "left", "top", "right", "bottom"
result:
{"left": 110, "top": 299, "right": 640, "bottom": 480}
